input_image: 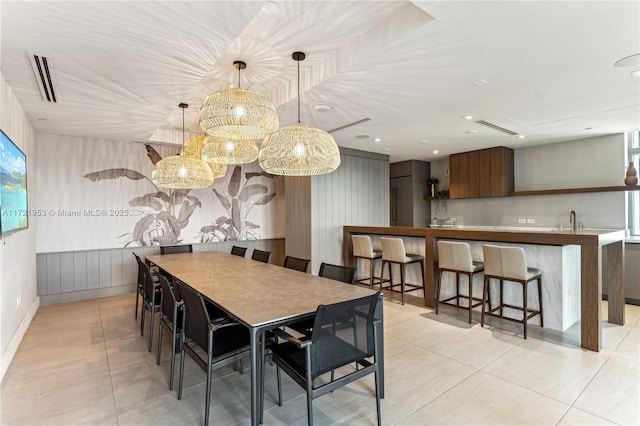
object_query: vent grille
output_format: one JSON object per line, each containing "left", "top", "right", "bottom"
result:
{"left": 475, "top": 120, "right": 518, "bottom": 136}
{"left": 29, "top": 53, "right": 58, "bottom": 103}
{"left": 328, "top": 118, "right": 371, "bottom": 134}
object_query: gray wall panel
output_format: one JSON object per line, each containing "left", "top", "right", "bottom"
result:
{"left": 86, "top": 251, "right": 100, "bottom": 290}
{"left": 36, "top": 254, "right": 47, "bottom": 296}
{"left": 99, "top": 250, "right": 111, "bottom": 288}
{"left": 110, "top": 249, "right": 124, "bottom": 287}
{"left": 46, "top": 253, "right": 61, "bottom": 295}
{"left": 73, "top": 252, "right": 87, "bottom": 291}
{"left": 60, "top": 253, "right": 74, "bottom": 293}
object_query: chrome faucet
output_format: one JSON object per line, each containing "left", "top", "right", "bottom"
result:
{"left": 570, "top": 210, "right": 576, "bottom": 231}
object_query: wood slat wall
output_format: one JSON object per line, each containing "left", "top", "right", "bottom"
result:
{"left": 310, "top": 149, "right": 389, "bottom": 274}
{"left": 36, "top": 239, "right": 285, "bottom": 305}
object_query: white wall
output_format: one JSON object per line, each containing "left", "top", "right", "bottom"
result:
{"left": 0, "top": 72, "right": 38, "bottom": 382}
{"left": 430, "top": 134, "right": 627, "bottom": 229}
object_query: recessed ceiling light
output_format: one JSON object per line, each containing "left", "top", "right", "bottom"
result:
{"left": 261, "top": 1, "right": 280, "bottom": 15}
{"left": 432, "top": 150, "right": 439, "bottom": 154}
{"left": 632, "top": 70, "right": 640, "bottom": 77}
{"left": 465, "top": 130, "right": 478, "bottom": 134}
{"left": 314, "top": 104, "right": 332, "bottom": 112}
{"left": 614, "top": 53, "right": 640, "bottom": 68}
{"left": 383, "top": 148, "right": 391, "bottom": 151}
{"left": 354, "top": 134, "right": 369, "bottom": 139}
{"left": 518, "top": 134, "right": 526, "bottom": 139}
{"left": 419, "top": 140, "right": 429, "bottom": 144}
{"left": 463, "top": 115, "right": 475, "bottom": 120}
{"left": 472, "top": 79, "right": 488, "bottom": 86}
{"left": 374, "top": 138, "right": 381, "bottom": 142}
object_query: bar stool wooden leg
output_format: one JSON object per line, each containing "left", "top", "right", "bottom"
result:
{"left": 369, "top": 259, "right": 375, "bottom": 288}
{"left": 435, "top": 269, "right": 443, "bottom": 314}
{"left": 420, "top": 259, "right": 426, "bottom": 306}
{"left": 466, "top": 272, "right": 473, "bottom": 323}
{"left": 523, "top": 280, "right": 528, "bottom": 339}
{"left": 400, "top": 264, "right": 406, "bottom": 305}
{"left": 538, "top": 277, "right": 544, "bottom": 327}
{"left": 481, "top": 276, "right": 489, "bottom": 328}
{"left": 456, "top": 273, "right": 461, "bottom": 307}
{"left": 499, "top": 279, "right": 504, "bottom": 316}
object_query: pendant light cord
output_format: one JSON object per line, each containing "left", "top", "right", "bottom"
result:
{"left": 238, "top": 66, "right": 241, "bottom": 89}
{"left": 297, "top": 58, "right": 301, "bottom": 124}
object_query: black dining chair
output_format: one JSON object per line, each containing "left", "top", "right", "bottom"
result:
{"left": 231, "top": 245, "right": 248, "bottom": 257}
{"left": 283, "top": 256, "right": 310, "bottom": 273}
{"left": 139, "top": 259, "right": 162, "bottom": 352}
{"left": 160, "top": 244, "right": 193, "bottom": 254}
{"left": 177, "top": 282, "right": 251, "bottom": 426}
{"left": 268, "top": 293, "right": 383, "bottom": 426}
{"left": 133, "top": 253, "right": 146, "bottom": 319}
{"left": 318, "top": 262, "right": 356, "bottom": 284}
{"left": 156, "top": 274, "right": 183, "bottom": 390}
{"left": 251, "top": 249, "right": 271, "bottom": 263}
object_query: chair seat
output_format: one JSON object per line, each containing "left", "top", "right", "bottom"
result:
{"left": 489, "top": 267, "right": 541, "bottom": 281}
{"left": 403, "top": 253, "right": 424, "bottom": 263}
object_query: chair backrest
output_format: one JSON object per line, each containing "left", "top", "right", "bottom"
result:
{"left": 352, "top": 235, "right": 374, "bottom": 258}
{"left": 161, "top": 244, "right": 193, "bottom": 255}
{"left": 159, "top": 274, "right": 180, "bottom": 320}
{"left": 140, "top": 260, "right": 157, "bottom": 302}
{"left": 283, "top": 256, "right": 310, "bottom": 273}
{"left": 177, "top": 282, "right": 211, "bottom": 351}
{"left": 251, "top": 249, "right": 271, "bottom": 263}
{"left": 483, "top": 244, "right": 528, "bottom": 280}
{"left": 437, "top": 241, "right": 474, "bottom": 272}
{"left": 231, "top": 246, "right": 248, "bottom": 257}
{"left": 310, "top": 292, "right": 381, "bottom": 379}
{"left": 381, "top": 237, "right": 406, "bottom": 263}
{"left": 318, "top": 262, "right": 356, "bottom": 285}
{"left": 133, "top": 253, "right": 145, "bottom": 287}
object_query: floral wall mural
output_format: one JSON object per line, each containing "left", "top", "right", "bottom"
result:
{"left": 34, "top": 134, "right": 284, "bottom": 253}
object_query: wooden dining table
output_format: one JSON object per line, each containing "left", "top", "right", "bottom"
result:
{"left": 146, "top": 251, "right": 383, "bottom": 426}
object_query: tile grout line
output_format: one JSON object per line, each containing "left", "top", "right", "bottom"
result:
{"left": 97, "top": 299, "right": 121, "bottom": 426}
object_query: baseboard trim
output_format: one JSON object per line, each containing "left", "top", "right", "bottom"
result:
{"left": 1, "top": 296, "right": 40, "bottom": 383}
{"left": 39, "top": 284, "right": 136, "bottom": 305}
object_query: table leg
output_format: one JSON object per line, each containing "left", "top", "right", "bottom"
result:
{"left": 375, "top": 293, "right": 385, "bottom": 398}
{"left": 250, "top": 328, "right": 260, "bottom": 426}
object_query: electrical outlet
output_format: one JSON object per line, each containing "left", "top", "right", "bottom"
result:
{"left": 444, "top": 168, "right": 450, "bottom": 177}
{"left": 518, "top": 218, "right": 526, "bottom": 224}
{"left": 527, "top": 218, "right": 536, "bottom": 224}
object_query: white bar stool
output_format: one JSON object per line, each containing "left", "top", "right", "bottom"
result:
{"left": 380, "top": 237, "right": 425, "bottom": 305}
{"left": 481, "top": 244, "right": 543, "bottom": 339}
{"left": 352, "top": 235, "right": 384, "bottom": 288}
{"left": 435, "top": 241, "right": 484, "bottom": 323}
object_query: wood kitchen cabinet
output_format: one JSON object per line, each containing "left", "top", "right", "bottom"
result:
{"left": 449, "top": 146, "right": 513, "bottom": 199}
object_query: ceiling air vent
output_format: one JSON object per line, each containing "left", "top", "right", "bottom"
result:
{"left": 475, "top": 120, "right": 518, "bottom": 136}
{"left": 28, "top": 53, "right": 58, "bottom": 103}
{"left": 328, "top": 118, "right": 371, "bottom": 134}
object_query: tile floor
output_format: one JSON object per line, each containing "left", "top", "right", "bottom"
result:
{"left": 1, "top": 291, "right": 639, "bottom": 425}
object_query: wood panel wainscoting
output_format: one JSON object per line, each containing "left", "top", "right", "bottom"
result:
{"left": 343, "top": 226, "right": 626, "bottom": 352}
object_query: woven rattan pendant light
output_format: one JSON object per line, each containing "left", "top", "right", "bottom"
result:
{"left": 183, "top": 135, "right": 228, "bottom": 179}
{"left": 259, "top": 52, "right": 340, "bottom": 176}
{"left": 151, "top": 103, "right": 214, "bottom": 189}
{"left": 200, "top": 61, "right": 277, "bottom": 164}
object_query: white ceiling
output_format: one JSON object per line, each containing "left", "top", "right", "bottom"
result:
{"left": 1, "top": 1, "right": 639, "bottom": 162}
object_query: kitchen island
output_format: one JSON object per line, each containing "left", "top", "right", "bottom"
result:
{"left": 343, "top": 225, "right": 625, "bottom": 352}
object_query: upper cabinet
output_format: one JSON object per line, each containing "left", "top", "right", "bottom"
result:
{"left": 449, "top": 146, "right": 513, "bottom": 199}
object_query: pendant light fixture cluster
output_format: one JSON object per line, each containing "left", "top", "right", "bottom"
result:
{"left": 197, "top": 53, "right": 340, "bottom": 177}
{"left": 151, "top": 103, "right": 214, "bottom": 189}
